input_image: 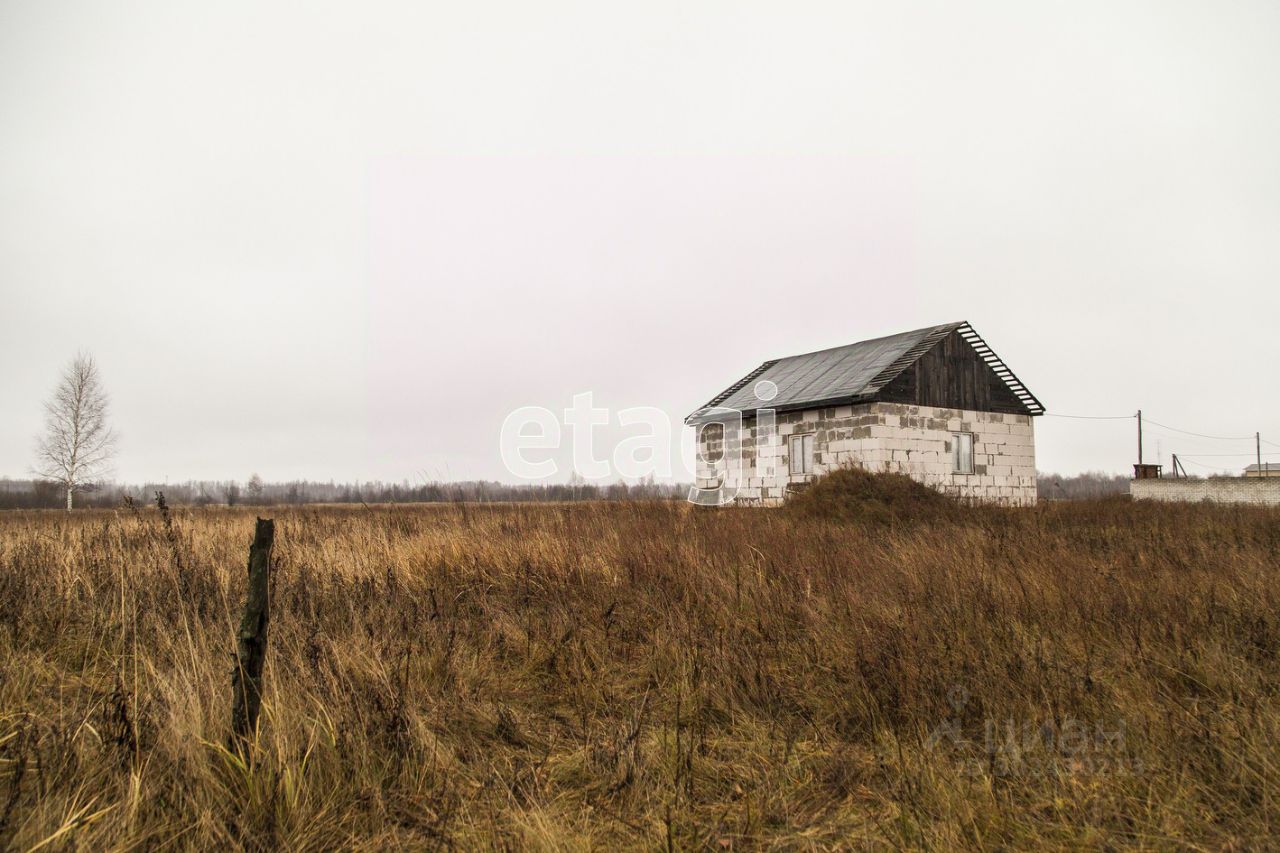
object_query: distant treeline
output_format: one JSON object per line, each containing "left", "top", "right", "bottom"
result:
{"left": 0, "top": 476, "right": 688, "bottom": 510}
{"left": 2, "top": 471, "right": 1160, "bottom": 509}
{"left": 1037, "top": 471, "right": 1134, "bottom": 500}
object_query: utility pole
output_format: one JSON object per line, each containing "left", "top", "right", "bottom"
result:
{"left": 1258, "top": 432, "right": 1263, "bottom": 476}
{"left": 1137, "top": 409, "right": 1143, "bottom": 465}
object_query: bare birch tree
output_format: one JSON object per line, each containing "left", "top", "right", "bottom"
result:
{"left": 33, "top": 353, "right": 118, "bottom": 510}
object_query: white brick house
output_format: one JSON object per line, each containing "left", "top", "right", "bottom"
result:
{"left": 687, "top": 322, "right": 1043, "bottom": 506}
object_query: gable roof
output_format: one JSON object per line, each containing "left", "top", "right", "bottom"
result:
{"left": 687, "top": 321, "right": 1043, "bottom": 422}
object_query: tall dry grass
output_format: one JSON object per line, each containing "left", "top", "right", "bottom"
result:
{"left": 1, "top": 487, "right": 1278, "bottom": 849}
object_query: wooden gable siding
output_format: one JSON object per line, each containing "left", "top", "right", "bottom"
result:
{"left": 876, "top": 330, "right": 1031, "bottom": 415}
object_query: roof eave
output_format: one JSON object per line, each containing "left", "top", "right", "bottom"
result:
{"left": 685, "top": 394, "right": 866, "bottom": 425}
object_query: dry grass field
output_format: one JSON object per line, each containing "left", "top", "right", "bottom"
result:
{"left": 2, "top": 473, "right": 1279, "bottom": 850}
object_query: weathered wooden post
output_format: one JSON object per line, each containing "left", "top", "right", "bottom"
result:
{"left": 231, "top": 517, "right": 274, "bottom": 746}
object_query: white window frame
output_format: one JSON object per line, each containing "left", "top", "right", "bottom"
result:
{"left": 789, "top": 433, "right": 814, "bottom": 475}
{"left": 952, "top": 432, "right": 974, "bottom": 474}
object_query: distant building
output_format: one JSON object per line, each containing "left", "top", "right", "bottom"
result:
{"left": 688, "top": 322, "right": 1043, "bottom": 506}
{"left": 1244, "top": 463, "right": 1280, "bottom": 478}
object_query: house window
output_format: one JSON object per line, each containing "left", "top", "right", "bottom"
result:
{"left": 789, "top": 434, "right": 814, "bottom": 475}
{"left": 952, "top": 432, "right": 974, "bottom": 474}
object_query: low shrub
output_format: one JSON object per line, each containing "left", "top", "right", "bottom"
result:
{"left": 785, "top": 465, "right": 966, "bottom": 524}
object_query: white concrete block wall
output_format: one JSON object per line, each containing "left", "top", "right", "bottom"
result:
{"left": 1130, "top": 478, "right": 1280, "bottom": 506}
{"left": 695, "top": 402, "right": 1037, "bottom": 506}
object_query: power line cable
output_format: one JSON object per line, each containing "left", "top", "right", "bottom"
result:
{"left": 1179, "top": 457, "right": 1239, "bottom": 472}
{"left": 1142, "top": 425, "right": 1255, "bottom": 447}
{"left": 1043, "top": 412, "right": 1271, "bottom": 453}
{"left": 1176, "top": 452, "right": 1280, "bottom": 458}
{"left": 1140, "top": 417, "right": 1255, "bottom": 441}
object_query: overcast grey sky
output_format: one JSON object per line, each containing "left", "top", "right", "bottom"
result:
{"left": 2, "top": 1, "right": 1278, "bottom": 484}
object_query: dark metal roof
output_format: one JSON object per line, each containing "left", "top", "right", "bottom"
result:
{"left": 687, "top": 321, "right": 1043, "bottom": 422}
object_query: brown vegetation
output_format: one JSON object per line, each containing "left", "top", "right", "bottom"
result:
{"left": 786, "top": 467, "right": 965, "bottom": 524}
{"left": 2, "top": 486, "right": 1279, "bottom": 849}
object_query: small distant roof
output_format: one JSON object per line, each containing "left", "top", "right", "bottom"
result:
{"left": 687, "top": 321, "right": 1042, "bottom": 422}
{"left": 1245, "top": 463, "right": 1280, "bottom": 472}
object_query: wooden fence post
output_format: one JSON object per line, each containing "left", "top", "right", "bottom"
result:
{"left": 231, "top": 517, "right": 274, "bottom": 746}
